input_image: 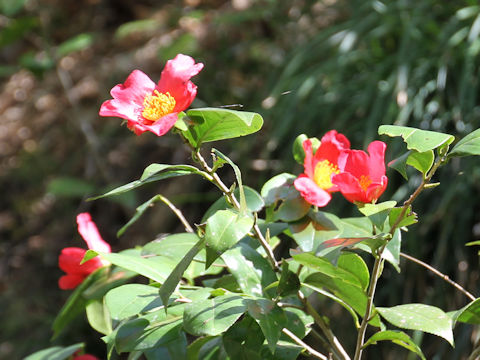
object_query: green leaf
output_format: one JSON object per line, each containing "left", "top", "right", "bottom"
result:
{"left": 389, "top": 207, "right": 418, "bottom": 229}
{"left": 212, "top": 149, "right": 248, "bottom": 215}
{"left": 382, "top": 229, "right": 401, "bottom": 272}
{"left": 407, "top": 150, "right": 434, "bottom": 176}
{"left": 117, "top": 194, "right": 165, "bottom": 237}
{"left": 277, "top": 262, "right": 301, "bottom": 297}
{"left": 221, "top": 243, "right": 277, "bottom": 297}
{"left": 86, "top": 299, "right": 112, "bottom": 335}
{"left": 56, "top": 33, "right": 94, "bottom": 57}
{"left": 222, "top": 315, "right": 264, "bottom": 360}
{"left": 204, "top": 209, "right": 253, "bottom": 267}
{"left": 159, "top": 237, "right": 205, "bottom": 307}
{"left": 202, "top": 186, "right": 264, "bottom": 221}
{"left": 24, "top": 343, "right": 84, "bottom": 360}
{"left": 245, "top": 298, "right": 287, "bottom": 353}
{"left": 377, "top": 304, "right": 454, "bottom": 346}
{"left": 358, "top": 201, "right": 396, "bottom": 229}
{"left": 261, "top": 173, "right": 297, "bottom": 206}
{"left": 89, "top": 164, "right": 207, "bottom": 200}
{"left": 187, "top": 336, "right": 218, "bottom": 360}
{"left": 115, "top": 305, "right": 185, "bottom": 352}
{"left": 364, "top": 330, "right": 426, "bottom": 360}
{"left": 449, "top": 128, "right": 480, "bottom": 157}
{"left": 388, "top": 152, "right": 410, "bottom": 180}
{"left": 85, "top": 250, "right": 176, "bottom": 284}
{"left": 378, "top": 125, "right": 454, "bottom": 152}
{"left": 337, "top": 252, "right": 370, "bottom": 291}
{"left": 292, "top": 134, "right": 308, "bottom": 164}
{"left": 183, "top": 294, "right": 247, "bottom": 336}
{"left": 183, "top": 108, "right": 263, "bottom": 147}
{"left": 52, "top": 267, "right": 108, "bottom": 339}
{"left": 274, "top": 196, "right": 311, "bottom": 222}
{"left": 105, "top": 284, "right": 164, "bottom": 321}
{"left": 450, "top": 298, "right": 480, "bottom": 325}
{"left": 259, "top": 341, "right": 303, "bottom": 360}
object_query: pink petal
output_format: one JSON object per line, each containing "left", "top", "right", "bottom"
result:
{"left": 58, "top": 247, "right": 104, "bottom": 274}
{"left": 294, "top": 176, "right": 332, "bottom": 207}
{"left": 157, "top": 54, "right": 203, "bottom": 113}
{"left": 128, "top": 113, "right": 179, "bottom": 137}
{"left": 58, "top": 273, "right": 85, "bottom": 290}
{"left": 73, "top": 355, "right": 100, "bottom": 360}
{"left": 302, "top": 139, "right": 315, "bottom": 179}
{"left": 365, "top": 175, "right": 388, "bottom": 203}
{"left": 367, "top": 141, "right": 387, "bottom": 181}
{"left": 77, "top": 213, "right": 111, "bottom": 253}
{"left": 340, "top": 149, "right": 370, "bottom": 179}
{"left": 316, "top": 130, "right": 350, "bottom": 165}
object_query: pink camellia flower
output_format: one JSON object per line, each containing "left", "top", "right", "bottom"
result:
{"left": 294, "top": 130, "right": 351, "bottom": 207}
{"left": 58, "top": 213, "right": 111, "bottom": 290}
{"left": 332, "top": 141, "right": 388, "bottom": 204}
{"left": 99, "top": 54, "right": 204, "bottom": 136}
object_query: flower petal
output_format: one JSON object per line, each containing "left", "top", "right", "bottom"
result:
{"left": 127, "top": 112, "right": 179, "bottom": 136}
{"left": 157, "top": 54, "right": 203, "bottom": 112}
{"left": 332, "top": 172, "right": 368, "bottom": 203}
{"left": 294, "top": 176, "right": 332, "bottom": 207}
{"left": 367, "top": 141, "right": 387, "bottom": 181}
{"left": 340, "top": 149, "right": 370, "bottom": 178}
{"left": 302, "top": 139, "right": 315, "bottom": 179}
{"left": 365, "top": 175, "right": 388, "bottom": 203}
{"left": 58, "top": 247, "right": 104, "bottom": 275}
{"left": 58, "top": 273, "right": 86, "bottom": 290}
{"left": 316, "top": 130, "right": 351, "bottom": 165}
{"left": 77, "top": 213, "right": 111, "bottom": 253}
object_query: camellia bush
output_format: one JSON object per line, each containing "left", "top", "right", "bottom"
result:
{"left": 26, "top": 54, "right": 480, "bottom": 360}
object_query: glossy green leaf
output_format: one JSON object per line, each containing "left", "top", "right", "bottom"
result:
{"left": 89, "top": 164, "right": 207, "bottom": 200}
{"left": 292, "top": 134, "right": 308, "bottom": 164}
{"left": 183, "top": 108, "right": 263, "bottom": 147}
{"left": 364, "top": 330, "right": 426, "bottom": 360}
{"left": 84, "top": 250, "right": 176, "bottom": 284}
{"left": 204, "top": 209, "right": 253, "bottom": 267}
{"left": 245, "top": 298, "right": 287, "bottom": 353}
{"left": 143, "top": 332, "right": 187, "bottom": 360}
{"left": 337, "top": 252, "right": 370, "bottom": 290}
{"left": 115, "top": 305, "right": 185, "bottom": 352}
{"left": 387, "top": 152, "right": 409, "bottom": 180}
{"left": 358, "top": 201, "right": 396, "bottom": 229}
{"left": 450, "top": 298, "right": 480, "bottom": 325}
{"left": 86, "top": 299, "right": 112, "bottom": 335}
{"left": 183, "top": 294, "right": 247, "bottom": 336}
{"left": 259, "top": 341, "right": 303, "bottom": 360}
{"left": 377, "top": 304, "right": 454, "bottom": 346}
{"left": 202, "top": 186, "right": 264, "bottom": 221}
{"left": 221, "top": 243, "right": 277, "bottom": 297}
{"left": 382, "top": 229, "right": 401, "bottom": 272}
{"left": 378, "top": 125, "right": 454, "bottom": 152}
{"left": 407, "top": 150, "right": 434, "bottom": 175}
{"left": 277, "top": 262, "right": 301, "bottom": 297}
{"left": 274, "top": 196, "right": 311, "bottom": 222}
{"left": 449, "top": 128, "right": 480, "bottom": 157}
{"left": 261, "top": 173, "right": 297, "bottom": 206}
{"left": 159, "top": 237, "right": 205, "bottom": 307}
{"left": 389, "top": 207, "right": 418, "bottom": 229}
{"left": 24, "top": 343, "right": 84, "bottom": 360}
{"left": 187, "top": 336, "right": 217, "bottom": 360}
{"left": 105, "top": 284, "right": 164, "bottom": 321}
{"left": 222, "top": 315, "right": 264, "bottom": 360}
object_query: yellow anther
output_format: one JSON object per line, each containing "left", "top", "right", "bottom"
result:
{"left": 314, "top": 160, "right": 340, "bottom": 190}
{"left": 142, "top": 90, "right": 176, "bottom": 121}
{"left": 359, "top": 175, "right": 372, "bottom": 192}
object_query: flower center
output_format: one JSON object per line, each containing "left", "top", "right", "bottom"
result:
{"left": 142, "top": 90, "right": 176, "bottom": 121}
{"left": 359, "top": 175, "right": 372, "bottom": 192}
{"left": 313, "top": 160, "right": 340, "bottom": 189}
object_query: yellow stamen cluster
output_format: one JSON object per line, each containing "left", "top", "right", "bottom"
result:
{"left": 359, "top": 175, "right": 372, "bottom": 191}
{"left": 313, "top": 160, "right": 340, "bottom": 190}
{"left": 142, "top": 90, "right": 176, "bottom": 121}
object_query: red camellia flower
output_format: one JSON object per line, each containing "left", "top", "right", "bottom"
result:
{"left": 332, "top": 141, "right": 388, "bottom": 204}
{"left": 72, "top": 353, "right": 99, "bottom": 360}
{"left": 58, "top": 213, "right": 111, "bottom": 290}
{"left": 294, "top": 130, "right": 351, "bottom": 207}
{"left": 99, "top": 54, "right": 204, "bottom": 136}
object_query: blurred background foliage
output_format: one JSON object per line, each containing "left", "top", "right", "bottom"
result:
{"left": 1, "top": 0, "right": 480, "bottom": 358}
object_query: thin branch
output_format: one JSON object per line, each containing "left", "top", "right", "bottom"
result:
{"left": 282, "top": 328, "right": 329, "bottom": 360}
{"left": 400, "top": 252, "right": 475, "bottom": 301}
{"left": 157, "top": 194, "right": 194, "bottom": 233}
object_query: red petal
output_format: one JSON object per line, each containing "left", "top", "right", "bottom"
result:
{"left": 58, "top": 273, "right": 85, "bottom": 290}
{"left": 332, "top": 172, "right": 368, "bottom": 203}
{"left": 157, "top": 54, "right": 203, "bottom": 112}
{"left": 316, "top": 130, "right": 350, "bottom": 165}
{"left": 77, "top": 213, "right": 111, "bottom": 253}
{"left": 365, "top": 176, "right": 388, "bottom": 202}
{"left": 73, "top": 356, "right": 100, "bottom": 360}
{"left": 294, "top": 176, "right": 332, "bottom": 207}
{"left": 127, "top": 112, "right": 179, "bottom": 136}
{"left": 340, "top": 149, "right": 370, "bottom": 179}
{"left": 367, "top": 141, "right": 387, "bottom": 181}
{"left": 58, "top": 247, "right": 104, "bottom": 274}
